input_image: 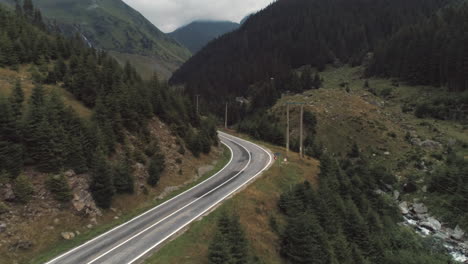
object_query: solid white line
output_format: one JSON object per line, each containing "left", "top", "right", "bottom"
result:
{"left": 126, "top": 133, "right": 273, "bottom": 264}
{"left": 86, "top": 137, "right": 252, "bottom": 264}
{"left": 44, "top": 136, "right": 234, "bottom": 264}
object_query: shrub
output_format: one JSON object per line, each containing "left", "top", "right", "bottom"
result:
{"left": 14, "top": 174, "right": 33, "bottom": 203}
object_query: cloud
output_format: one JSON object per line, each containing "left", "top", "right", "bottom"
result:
{"left": 122, "top": 0, "right": 274, "bottom": 32}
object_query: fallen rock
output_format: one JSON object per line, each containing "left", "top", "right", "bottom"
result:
{"left": 411, "top": 138, "right": 422, "bottom": 146}
{"left": 393, "top": 190, "right": 400, "bottom": 200}
{"left": 2, "top": 184, "right": 15, "bottom": 201}
{"left": 452, "top": 225, "right": 465, "bottom": 241}
{"left": 421, "top": 217, "right": 441, "bottom": 231}
{"left": 10, "top": 240, "right": 33, "bottom": 251}
{"left": 413, "top": 203, "right": 428, "bottom": 214}
{"left": 420, "top": 140, "right": 442, "bottom": 150}
{"left": 399, "top": 202, "right": 409, "bottom": 214}
{"left": 0, "top": 222, "right": 6, "bottom": 233}
{"left": 61, "top": 232, "right": 76, "bottom": 240}
{"left": 87, "top": 224, "right": 93, "bottom": 229}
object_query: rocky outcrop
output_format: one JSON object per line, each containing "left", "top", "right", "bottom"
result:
{"left": 66, "top": 170, "right": 101, "bottom": 218}
{"left": 400, "top": 201, "right": 468, "bottom": 262}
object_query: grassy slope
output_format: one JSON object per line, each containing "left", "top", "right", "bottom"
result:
{"left": 146, "top": 65, "right": 468, "bottom": 263}
{"left": 146, "top": 132, "right": 319, "bottom": 264}
{"left": 30, "top": 147, "right": 231, "bottom": 264}
{"left": 0, "top": 66, "right": 92, "bottom": 118}
{"left": 0, "top": 0, "right": 191, "bottom": 79}
{"left": 0, "top": 65, "right": 228, "bottom": 263}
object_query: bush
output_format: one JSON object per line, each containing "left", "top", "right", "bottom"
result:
{"left": 14, "top": 174, "right": 33, "bottom": 203}
{"left": 47, "top": 173, "right": 72, "bottom": 202}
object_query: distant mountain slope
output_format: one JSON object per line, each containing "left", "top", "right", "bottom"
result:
{"left": 170, "top": 0, "right": 453, "bottom": 99}
{"left": 0, "top": 0, "right": 191, "bottom": 78}
{"left": 169, "top": 21, "right": 239, "bottom": 53}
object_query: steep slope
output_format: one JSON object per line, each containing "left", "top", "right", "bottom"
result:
{"left": 169, "top": 21, "right": 239, "bottom": 53}
{"left": 0, "top": 0, "right": 191, "bottom": 79}
{"left": 170, "top": 0, "right": 453, "bottom": 100}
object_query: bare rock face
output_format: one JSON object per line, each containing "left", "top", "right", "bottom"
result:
{"left": 66, "top": 170, "right": 101, "bottom": 218}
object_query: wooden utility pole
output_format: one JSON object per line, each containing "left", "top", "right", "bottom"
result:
{"left": 299, "top": 105, "right": 304, "bottom": 158}
{"left": 286, "top": 104, "right": 290, "bottom": 157}
{"left": 225, "top": 102, "right": 228, "bottom": 129}
{"left": 285, "top": 102, "right": 305, "bottom": 158}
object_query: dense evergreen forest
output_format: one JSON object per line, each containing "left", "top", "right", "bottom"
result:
{"left": 278, "top": 154, "right": 454, "bottom": 264}
{"left": 0, "top": 2, "right": 218, "bottom": 208}
{"left": 170, "top": 0, "right": 452, "bottom": 102}
{"left": 368, "top": 3, "right": 468, "bottom": 122}
{"left": 368, "top": 3, "right": 468, "bottom": 92}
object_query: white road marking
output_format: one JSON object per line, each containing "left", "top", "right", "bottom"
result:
{"left": 45, "top": 137, "right": 234, "bottom": 264}
{"left": 85, "top": 137, "right": 252, "bottom": 264}
{"left": 126, "top": 133, "right": 273, "bottom": 264}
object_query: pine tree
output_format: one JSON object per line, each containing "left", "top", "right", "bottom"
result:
{"left": 228, "top": 216, "right": 248, "bottom": 264}
{"left": 90, "top": 151, "right": 115, "bottom": 209}
{"left": 114, "top": 157, "right": 134, "bottom": 194}
{"left": 47, "top": 172, "right": 72, "bottom": 202}
{"left": 10, "top": 79, "right": 24, "bottom": 118}
{"left": 147, "top": 152, "right": 165, "bottom": 187}
{"left": 0, "top": 98, "right": 23, "bottom": 177}
{"left": 14, "top": 173, "right": 33, "bottom": 203}
{"left": 208, "top": 231, "right": 232, "bottom": 264}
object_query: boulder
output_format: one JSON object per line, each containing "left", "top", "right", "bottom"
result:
{"left": 2, "top": 184, "right": 15, "bottom": 201}
{"left": 420, "top": 140, "right": 442, "bottom": 150}
{"left": 399, "top": 202, "right": 409, "bottom": 214}
{"left": 421, "top": 217, "right": 441, "bottom": 231}
{"left": 410, "top": 138, "right": 422, "bottom": 146}
{"left": 452, "top": 225, "right": 465, "bottom": 241}
{"left": 0, "top": 222, "right": 6, "bottom": 233}
{"left": 10, "top": 240, "right": 33, "bottom": 251}
{"left": 413, "top": 203, "right": 428, "bottom": 214}
{"left": 61, "top": 232, "right": 75, "bottom": 240}
{"left": 393, "top": 190, "right": 400, "bottom": 200}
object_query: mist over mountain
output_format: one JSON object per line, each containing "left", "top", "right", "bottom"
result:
{"left": 169, "top": 20, "right": 240, "bottom": 53}
{"left": 0, "top": 0, "right": 192, "bottom": 78}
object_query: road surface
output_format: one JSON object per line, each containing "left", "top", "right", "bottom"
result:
{"left": 45, "top": 132, "right": 273, "bottom": 264}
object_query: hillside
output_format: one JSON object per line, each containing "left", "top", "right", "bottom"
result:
{"left": 0, "top": 0, "right": 191, "bottom": 79}
{"left": 169, "top": 21, "right": 240, "bottom": 54}
{"left": 170, "top": 0, "right": 452, "bottom": 101}
{"left": 0, "top": 5, "right": 221, "bottom": 263}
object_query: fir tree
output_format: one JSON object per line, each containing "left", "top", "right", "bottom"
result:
{"left": 90, "top": 151, "right": 115, "bottom": 209}
{"left": 14, "top": 173, "right": 33, "bottom": 203}
{"left": 147, "top": 152, "right": 165, "bottom": 187}
{"left": 47, "top": 172, "right": 72, "bottom": 202}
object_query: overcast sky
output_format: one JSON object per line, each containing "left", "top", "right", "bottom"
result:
{"left": 122, "top": 0, "right": 274, "bottom": 33}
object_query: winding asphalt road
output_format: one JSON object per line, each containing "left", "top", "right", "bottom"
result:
{"left": 45, "top": 132, "right": 273, "bottom": 264}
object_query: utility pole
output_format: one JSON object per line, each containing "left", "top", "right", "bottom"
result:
{"left": 286, "top": 104, "right": 290, "bottom": 157}
{"left": 225, "top": 102, "right": 228, "bottom": 129}
{"left": 195, "top": 94, "right": 200, "bottom": 115}
{"left": 285, "top": 102, "right": 305, "bottom": 158}
{"left": 299, "top": 104, "right": 304, "bottom": 158}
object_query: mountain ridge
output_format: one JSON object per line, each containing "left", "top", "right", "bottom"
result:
{"left": 169, "top": 20, "right": 239, "bottom": 53}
